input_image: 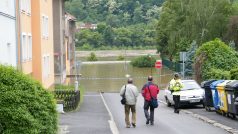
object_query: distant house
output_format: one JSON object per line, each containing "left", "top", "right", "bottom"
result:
{"left": 53, "top": 0, "right": 67, "bottom": 84}
{"left": 53, "top": 0, "right": 77, "bottom": 85}
{"left": 0, "top": 0, "right": 17, "bottom": 67}
{"left": 65, "top": 12, "right": 76, "bottom": 84}
{"left": 77, "top": 23, "right": 97, "bottom": 31}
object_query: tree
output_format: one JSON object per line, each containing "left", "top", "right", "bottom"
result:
{"left": 224, "top": 16, "right": 238, "bottom": 50}
{"left": 194, "top": 39, "right": 238, "bottom": 82}
{"left": 185, "top": 41, "right": 197, "bottom": 76}
{"left": 157, "top": 0, "right": 233, "bottom": 60}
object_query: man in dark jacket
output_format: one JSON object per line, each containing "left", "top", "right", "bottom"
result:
{"left": 141, "top": 76, "right": 160, "bottom": 125}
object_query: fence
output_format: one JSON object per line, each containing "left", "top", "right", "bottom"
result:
{"left": 162, "top": 58, "right": 181, "bottom": 72}
{"left": 54, "top": 90, "right": 80, "bottom": 111}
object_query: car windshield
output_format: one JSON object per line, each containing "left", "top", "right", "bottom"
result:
{"left": 181, "top": 81, "right": 201, "bottom": 91}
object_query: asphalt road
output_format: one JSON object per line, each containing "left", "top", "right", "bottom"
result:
{"left": 59, "top": 91, "right": 237, "bottom": 134}
{"left": 158, "top": 90, "right": 238, "bottom": 131}
{"left": 103, "top": 93, "right": 230, "bottom": 134}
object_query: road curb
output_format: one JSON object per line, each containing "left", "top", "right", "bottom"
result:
{"left": 158, "top": 99, "right": 238, "bottom": 134}
{"left": 182, "top": 110, "right": 238, "bottom": 134}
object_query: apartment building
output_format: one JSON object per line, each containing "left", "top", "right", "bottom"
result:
{"left": 16, "top": 0, "right": 33, "bottom": 75}
{"left": 0, "top": 0, "right": 17, "bottom": 67}
{"left": 31, "top": 0, "right": 54, "bottom": 88}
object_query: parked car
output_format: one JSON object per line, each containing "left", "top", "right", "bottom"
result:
{"left": 164, "top": 80, "right": 205, "bottom": 107}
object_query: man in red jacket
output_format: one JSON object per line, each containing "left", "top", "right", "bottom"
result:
{"left": 142, "top": 76, "right": 160, "bottom": 125}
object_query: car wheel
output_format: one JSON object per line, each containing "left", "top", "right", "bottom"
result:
{"left": 165, "top": 97, "right": 171, "bottom": 107}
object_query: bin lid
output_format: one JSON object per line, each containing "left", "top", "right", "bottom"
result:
{"left": 201, "top": 80, "right": 216, "bottom": 88}
{"left": 216, "top": 80, "right": 235, "bottom": 88}
{"left": 225, "top": 80, "right": 238, "bottom": 90}
{"left": 210, "top": 80, "right": 224, "bottom": 89}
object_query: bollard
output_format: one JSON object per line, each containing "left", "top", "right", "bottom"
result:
{"left": 75, "top": 80, "right": 79, "bottom": 91}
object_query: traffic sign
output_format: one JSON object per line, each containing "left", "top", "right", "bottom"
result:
{"left": 155, "top": 60, "right": 162, "bottom": 68}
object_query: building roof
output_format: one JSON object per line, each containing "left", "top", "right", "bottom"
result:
{"left": 65, "top": 12, "right": 77, "bottom": 22}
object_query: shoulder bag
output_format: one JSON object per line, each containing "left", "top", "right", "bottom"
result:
{"left": 121, "top": 85, "right": 127, "bottom": 105}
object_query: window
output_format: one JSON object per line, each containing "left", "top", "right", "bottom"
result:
{"left": 42, "top": 15, "right": 49, "bottom": 38}
{"left": 26, "top": 0, "right": 31, "bottom": 15}
{"left": 28, "top": 35, "right": 32, "bottom": 59}
{"left": 22, "top": 34, "right": 27, "bottom": 61}
{"left": 21, "top": 0, "right": 31, "bottom": 15}
{"left": 22, "top": 33, "right": 32, "bottom": 61}
{"left": 20, "top": 0, "right": 26, "bottom": 12}
{"left": 43, "top": 55, "right": 50, "bottom": 78}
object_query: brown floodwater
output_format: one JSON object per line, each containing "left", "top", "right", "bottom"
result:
{"left": 77, "top": 62, "right": 174, "bottom": 92}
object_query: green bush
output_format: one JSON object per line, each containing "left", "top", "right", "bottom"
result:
{"left": 0, "top": 65, "right": 57, "bottom": 134}
{"left": 230, "top": 68, "right": 238, "bottom": 80}
{"left": 87, "top": 52, "right": 98, "bottom": 61}
{"left": 117, "top": 55, "right": 125, "bottom": 61}
{"left": 205, "top": 68, "right": 230, "bottom": 80}
{"left": 194, "top": 39, "right": 238, "bottom": 82}
{"left": 131, "top": 55, "right": 156, "bottom": 67}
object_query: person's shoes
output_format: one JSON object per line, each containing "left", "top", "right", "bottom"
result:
{"left": 126, "top": 125, "right": 130, "bottom": 128}
{"left": 150, "top": 122, "right": 154, "bottom": 125}
{"left": 131, "top": 123, "right": 136, "bottom": 128}
{"left": 174, "top": 109, "right": 180, "bottom": 114}
{"left": 146, "top": 119, "right": 150, "bottom": 125}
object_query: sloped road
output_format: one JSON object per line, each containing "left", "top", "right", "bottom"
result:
{"left": 59, "top": 92, "right": 235, "bottom": 134}
{"left": 103, "top": 93, "right": 229, "bottom": 134}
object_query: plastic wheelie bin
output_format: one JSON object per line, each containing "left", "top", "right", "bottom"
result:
{"left": 225, "top": 80, "right": 238, "bottom": 118}
{"left": 201, "top": 80, "right": 217, "bottom": 111}
{"left": 235, "top": 97, "right": 238, "bottom": 115}
{"left": 210, "top": 80, "right": 224, "bottom": 111}
{"left": 216, "top": 80, "right": 235, "bottom": 115}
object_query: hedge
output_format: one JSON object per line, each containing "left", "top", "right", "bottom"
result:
{"left": 0, "top": 65, "right": 57, "bottom": 134}
{"left": 194, "top": 39, "right": 238, "bottom": 82}
{"left": 230, "top": 68, "right": 238, "bottom": 80}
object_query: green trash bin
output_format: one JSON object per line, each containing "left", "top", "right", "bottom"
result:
{"left": 225, "top": 80, "right": 238, "bottom": 118}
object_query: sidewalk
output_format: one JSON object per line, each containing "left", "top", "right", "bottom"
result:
{"left": 59, "top": 92, "right": 112, "bottom": 134}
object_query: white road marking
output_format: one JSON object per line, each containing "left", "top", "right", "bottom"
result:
{"left": 100, "top": 93, "right": 119, "bottom": 134}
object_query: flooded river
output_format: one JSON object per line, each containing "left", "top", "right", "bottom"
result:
{"left": 78, "top": 61, "right": 174, "bottom": 92}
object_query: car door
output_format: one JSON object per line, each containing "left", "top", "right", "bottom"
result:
{"left": 165, "top": 85, "right": 174, "bottom": 104}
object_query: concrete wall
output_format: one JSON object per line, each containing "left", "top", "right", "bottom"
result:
{"left": 0, "top": 0, "right": 17, "bottom": 67}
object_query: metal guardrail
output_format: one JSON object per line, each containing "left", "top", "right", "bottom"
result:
{"left": 54, "top": 90, "right": 80, "bottom": 111}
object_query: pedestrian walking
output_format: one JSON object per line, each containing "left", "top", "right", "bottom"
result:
{"left": 120, "top": 78, "right": 139, "bottom": 128}
{"left": 169, "top": 73, "right": 183, "bottom": 114}
{"left": 141, "top": 76, "right": 160, "bottom": 125}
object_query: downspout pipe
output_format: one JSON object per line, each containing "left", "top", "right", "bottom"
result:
{"left": 16, "top": 0, "right": 22, "bottom": 71}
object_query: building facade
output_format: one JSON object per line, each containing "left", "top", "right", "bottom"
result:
{"left": 16, "top": 0, "right": 33, "bottom": 75}
{"left": 53, "top": 0, "right": 67, "bottom": 84}
{"left": 65, "top": 12, "right": 76, "bottom": 84}
{"left": 31, "top": 0, "right": 54, "bottom": 88}
{"left": 0, "top": 0, "right": 17, "bottom": 67}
